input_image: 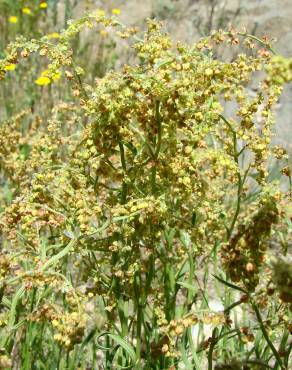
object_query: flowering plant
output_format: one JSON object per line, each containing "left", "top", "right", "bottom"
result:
{"left": 0, "top": 11, "right": 291, "bottom": 369}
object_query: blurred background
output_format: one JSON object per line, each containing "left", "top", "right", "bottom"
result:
{"left": 1, "top": 0, "right": 291, "bottom": 153}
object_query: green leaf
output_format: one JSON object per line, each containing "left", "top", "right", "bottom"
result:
{"left": 177, "top": 281, "right": 197, "bottom": 292}
{"left": 179, "top": 230, "right": 191, "bottom": 248}
{"left": 8, "top": 285, "right": 25, "bottom": 328}
{"left": 213, "top": 274, "right": 248, "bottom": 294}
{"left": 154, "top": 58, "right": 173, "bottom": 69}
{"left": 178, "top": 342, "right": 193, "bottom": 370}
{"left": 191, "top": 211, "right": 197, "bottom": 226}
{"left": 80, "top": 328, "right": 97, "bottom": 349}
{"left": 41, "top": 238, "right": 78, "bottom": 271}
{"left": 187, "top": 328, "right": 201, "bottom": 369}
{"left": 96, "top": 332, "right": 137, "bottom": 367}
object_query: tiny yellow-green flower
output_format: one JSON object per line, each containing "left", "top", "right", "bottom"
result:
{"left": 205, "top": 68, "right": 213, "bottom": 76}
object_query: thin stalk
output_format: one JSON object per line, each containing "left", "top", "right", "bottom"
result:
{"left": 220, "top": 115, "right": 250, "bottom": 239}
{"left": 119, "top": 141, "right": 127, "bottom": 173}
{"left": 64, "top": 0, "right": 70, "bottom": 28}
{"left": 66, "top": 350, "right": 70, "bottom": 370}
{"left": 134, "top": 272, "right": 143, "bottom": 366}
{"left": 224, "top": 299, "right": 243, "bottom": 315}
{"left": 136, "top": 303, "right": 142, "bottom": 367}
{"left": 187, "top": 249, "right": 195, "bottom": 307}
{"left": 154, "top": 100, "right": 162, "bottom": 160}
{"left": 237, "top": 32, "right": 277, "bottom": 55}
{"left": 208, "top": 328, "right": 218, "bottom": 370}
{"left": 251, "top": 300, "right": 285, "bottom": 369}
{"left": 56, "top": 346, "right": 62, "bottom": 370}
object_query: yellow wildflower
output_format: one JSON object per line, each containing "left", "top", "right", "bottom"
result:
{"left": 43, "top": 69, "right": 61, "bottom": 81}
{"left": 36, "top": 69, "right": 61, "bottom": 85}
{"left": 35, "top": 76, "right": 51, "bottom": 86}
{"left": 40, "top": 2, "right": 48, "bottom": 9}
{"left": 9, "top": 16, "right": 18, "bottom": 24}
{"left": 4, "top": 64, "right": 16, "bottom": 71}
{"left": 22, "top": 7, "right": 32, "bottom": 15}
{"left": 111, "top": 8, "right": 121, "bottom": 15}
{"left": 41, "top": 69, "right": 50, "bottom": 77}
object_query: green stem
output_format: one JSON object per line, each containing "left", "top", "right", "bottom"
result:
{"left": 154, "top": 100, "right": 162, "bottom": 160}
{"left": 220, "top": 115, "right": 250, "bottom": 239}
{"left": 251, "top": 300, "right": 285, "bottom": 369}
{"left": 64, "top": 0, "right": 70, "bottom": 28}
{"left": 119, "top": 141, "right": 127, "bottom": 172}
{"left": 224, "top": 299, "right": 244, "bottom": 314}
{"left": 136, "top": 304, "right": 142, "bottom": 366}
{"left": 134, "top": 272, "right": 142, "bottom": 366}
{"left": 237, "top": 32, "right": 277, "bottom": 55}
{"left": 208, "top": 328, "right": 218, "bottom": 370}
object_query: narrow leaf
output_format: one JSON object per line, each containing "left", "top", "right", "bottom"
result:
{"left": 213, "top": 274, "right": 247, "bottom": 294}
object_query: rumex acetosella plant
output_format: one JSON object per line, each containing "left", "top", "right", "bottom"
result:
{"left": 0, "top": 10, "right": 291, "bottom": 370}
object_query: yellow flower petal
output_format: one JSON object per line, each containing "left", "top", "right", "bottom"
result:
{"left": 111, "top": 8, "right": 121, "bottom": 15}
{"left": 9, "top": 16, "right": 18, "bottom": 24}
{"left": 22, "top": 7, "right": 32, "bottom": 15}
{"left": 40, "top": 2, "right": 48, "bottom": 9}
{"left": 4, "top": 64, "right": 16, "bottom": 71}
{"left": 35, "top": 76, "right": 51, "bottom": 86}
{"left": 41, "top": 69, "right": 49, "bottom": 77}
{"left": 40, "top": 69, "right": 61, "bottom": 82}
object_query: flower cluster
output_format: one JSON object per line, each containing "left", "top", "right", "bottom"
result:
{"left": 222, "top": 189, "right": 281, "bottom": 291}
{"left": 272, "top": 256, "right": 292, "bottom": 303}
